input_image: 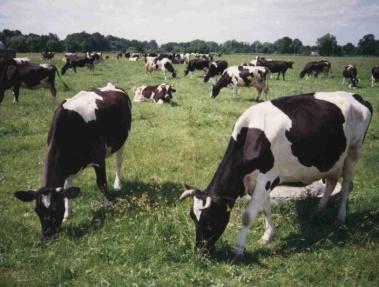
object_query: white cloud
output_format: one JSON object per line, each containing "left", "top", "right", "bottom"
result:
{"left": 0, "top": 0, "right": 378, "bottom": 45}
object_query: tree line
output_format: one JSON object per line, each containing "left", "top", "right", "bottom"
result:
{"left": 1, "top": 29, "right": 378, "bottom": 56}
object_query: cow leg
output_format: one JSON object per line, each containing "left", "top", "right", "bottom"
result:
{"left": 190, "top": 71, "right": 193, "bottom": 79}
{"left": 113, "top": 145, "right": 124, "bottom": 191}
{"left": 233, "top": 179, "right": 267, "bottom": 256}
{"left": 94, "top": 160, "right": 112, "bottom": 206}
{"left": 163, "top": 70, "right": 167, "bottom": 81}
{"left": 372, "top": 76, "right": 374, "bottom": 87}
{"left": 13, "top": 86, "right": 20, "bottom": 103}
{"left": 49, "top": 83, "right": 57, "bottom": 100}
{"left": 316, "top": 177, "right": 338, "bottom": 212}
{"left": 63, "top": 177, "right": 75, "bottom": 222}
{"left": 73, "top": 66, "right": 77, "bottom": 73}
{"left": 342, "top": 78, "right": 345, "bottom": 85}
{"left": 259, "top": 196, "right": 275, "bottom": 243}
{"left": 337, "top": 147, "right": 358, "bottom": 223}
{"left": 232, "top": 85, "right": 238, "bottom": 98}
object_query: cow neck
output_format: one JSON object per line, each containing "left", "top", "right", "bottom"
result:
{"left": 205, "top": 137, "right": 243, "bottom": 207}
{"left": 43, "top": 143, "right": 65, "bottom": 188}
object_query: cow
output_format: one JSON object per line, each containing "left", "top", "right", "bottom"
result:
{"left": 371, "top": 66, "right": 379, "bottom": 87}
{"left": 179, "top": 91, "right": 372, "bottom": 254}
{"left": 204, "top": 60, "right": 228, "bottom": 83}
{"left": 184, "top": 59, "right": 210, "bottom": 79}
{"left": 13, "top": 57, "right": 30, "bottom": 64}
{"left": 300, "top": 60, "right": 331, "bottom": 79}
{"left": 89, "top": 52, "right": 103, "bottom": 63}
{"left": 14, "top": 82, "right": 132, "bottom": 239}
{"left": 144, "top": 56, "right": 176, "bottom": 80}
{"left": 342, "top": 64, "right": 359, "bottom": 88}
{"left": 116, "top": 52, "right": 123, "bottom": 59}
{"left": 62, "top": 53, "right": 77, "bottom": 62}
{"left": 61, "top": 54, "right": 95, "bottom": 75}
{"left": 211, "top": 65, "right": 270, "bottom": 100}
{"left": 41, "top": 52, "right": 55, "bottom": 60}
{"left": 256, "top": 58, "right": 294, "bottom": 80}
{"left": 0, "top": 58, "right": 69, "bottom": 104}
{"left": 133, "top": 83, "right": 175, "bottom": 104}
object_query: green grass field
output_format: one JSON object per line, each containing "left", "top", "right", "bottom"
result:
{"left": 0, "top": 53, "right": 378, "bottom": 286}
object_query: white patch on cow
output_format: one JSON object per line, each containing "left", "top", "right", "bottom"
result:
{"left": 211, "top": 62, "right": 218, "bottom": 68}
{"left": 98, "top": 82, "right": 124, "bottom": 93}
{"left": 13, "top": 57, "right": 30, "bottom": 64}
{"left": 41, "top": 193, "right": 51, "bottom": 208}
{"left": 193, "top": 196, "right": 204, "bottom": 221}
{"left": 39, "top": 63, "right": 51, "bottom": 69}
{"left": 63, "top": 91, "right": 103, "bottom": 123}
{"left": 157, "top": 99, "right": 164, "bottom": 104}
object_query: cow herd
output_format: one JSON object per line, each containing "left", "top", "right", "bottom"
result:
{"left": 0, "top": 52, "right": 375, "bottom": 256}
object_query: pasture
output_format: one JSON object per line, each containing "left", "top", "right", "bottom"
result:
{"left": 0, "top": 53, "right": 378, "bottom": 286}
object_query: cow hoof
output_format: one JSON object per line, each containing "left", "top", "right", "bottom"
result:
{"left": 63, "top": 217, "right": 69, "bottom": 223}
{"left": 258, "top": 238, "right": 271, "bottom": 245}
{"left": 231, "top": 245, "right": 244, "bottom": 256}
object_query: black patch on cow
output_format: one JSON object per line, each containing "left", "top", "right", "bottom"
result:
{"left": 271, "top": 176, "right": 280, "bottom": 189}
{"left": 236, "top": 127, "right": 274, "bottom": 174}
{"left": 141, "top": 85, "right": 158, "bottom": 100}
{"left": 271, "top": 93, "right": 347, "bottom": 172}
{"left": 238, "top": 68, "right": 252, "bottom": 86}
{"left": 352, "top": 94, "right": 373, "bottom": 115}
{"left": 265, "top": 181, "right": 271, "bottom": 191}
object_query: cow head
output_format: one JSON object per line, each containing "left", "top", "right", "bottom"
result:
{"left": 348, "top": 77, "right": 359, "bottom": 88}
{"left": 204, "top": 63, "right": 217, "bottom": 82}
{"left": 180, "top": 185, "right": 231, "bottom": 251}
{"left": 15, "top": 187, "right": 80, "bottom": 239}
{"left": 288, "top": 61, "right": 294, "bottom": 69}
{"left": 156, "top": 84, "right": 175, "bottom": 103}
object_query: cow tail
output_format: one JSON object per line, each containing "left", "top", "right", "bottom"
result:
{"left": 53, "top": 65, "right": 70, "bottom": 90}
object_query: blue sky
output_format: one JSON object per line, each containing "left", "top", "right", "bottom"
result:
{"left": 1, "top": 0, "right": 378, "bottom": 45}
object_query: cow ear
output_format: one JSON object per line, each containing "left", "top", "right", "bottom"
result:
{"left": 61, "top": 187, "right": 81, "bottom": 199}
{"left": 6, "top": 65, "right": 17, "bottom": 80}
{"left": 15, "top": 190, "right": 38, "bottom": 202}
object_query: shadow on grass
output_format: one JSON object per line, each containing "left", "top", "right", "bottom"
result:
{"left": 64, "top": 180, "right": 182, "bottom": 239}
{"left": 211, "top": 197, "right": 379, "bottom": 265}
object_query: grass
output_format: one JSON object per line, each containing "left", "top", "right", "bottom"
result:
{"left": 0, "top": 53, "right": 378, "bottom": 286}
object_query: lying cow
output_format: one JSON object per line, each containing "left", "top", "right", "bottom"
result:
{"left": 144, "top": 56, "right": 176, "bottom": 80}
{"left": 61, "top": 54, "right": 95, "bottom": 75}
{"left": 180, "top": 91, "right": 372, "bottom": 254}
{"left": 372, "top": 66, "right": 379, "bottom": 87}
{"left": 133, "top": 83, "right": 175, "bottom": 104}
{"left": 256, "top": 58, "right": 294, "bottom": 80}
{"left": 204, "top": 60, "right": 228, "bottom": 83}
{"left": 342, "top": 64, "right": 359, "bottom": 88}
{"left": 41, "top": 52, "right": 55, "bottom": 60}
{"left": 184, "top": 59, "right": 210, "bottom": 79}
{"left": 0, "top": 58, "right": 69, "bottom": 104}
{"left": 14, "top": 83, "right": 132, "bottom": 239}
{"left": 211, "top": 65, "right": 270, "bottom": 100}
{"left": 300, "top": 59, "right": 331, "bottom": 78}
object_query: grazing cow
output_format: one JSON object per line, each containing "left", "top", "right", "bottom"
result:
{"left": 180, "top": 91, "right": 372, "bottom": 253}
{"left": 133, "top": 83, "right": 175, "bottom": 104}
{"left": 144, "top": 56, "right": 176, "bottom": 80}
{"left": 62, "top": 53, "right": 77, "bottom": 62}
{"left": 342, "top": 64, "right": 359, "bottom": 88}
{"left": 0, "top": 58, "right": 69, "bottom": 104}
{"left": 61, "top": 55, "right": 95, "bottom": 75}
{"left": 371, "top": 66, "right": 379, "bottom": 87}
{"left": 184, "top": 59, "right": 210, "bottom": 78}
{"left": 14, "top": 83, "right": 132, "bottom": 239}
{"left": 211, "top": 65, "right": 270, "bottom": 100}
{"left": 89, "top": 52, "right": 103, "bottom": 63}
{"left": 41, "top": 52, "right": 55, "bottom": 60}
{"left": 204, "top": 60, "right": 228, "bottom": 83}
{"left": 256, "top": 58, "right": 294, "bottom": 80}
{"left": 116, "top": 52, "right": 123, "bottom": 59}
{"left": 300, "top": 60, "right": 331, "bottom": 78}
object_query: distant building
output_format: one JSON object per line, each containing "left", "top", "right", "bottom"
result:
{"left": 0, "top": 41, "right": 5, "bottom": 50}
{"left": 311, "top": 51, "right": 320, "bottom": 56}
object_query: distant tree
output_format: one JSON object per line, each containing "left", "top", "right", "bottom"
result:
{"left": 358, "top": 34, "right": 376, "bottom": 55}
{"left": 7, "top": 35, "right": 29, "bottom": 52}
{"left": 300, "top": 45, "right": 312, "bottom": 55}
{"left": 342, "top": 42, "right": 356, "bottom": 56}
{"left": 290, "top": 38, "right": 303, "bottom": 54}
{"left": 274, "top": 36, "right": 293, "bottom": 54}
{"left": 317, "top": 33, "right": 338, "bottom": 56}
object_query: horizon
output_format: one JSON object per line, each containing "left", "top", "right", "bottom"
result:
{"left": 1, "top": 0, "right": 378, "bottom": 46}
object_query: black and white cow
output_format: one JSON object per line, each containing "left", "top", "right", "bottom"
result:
{"left": 300, "top": 59, "right": 331, "bottom": 78}
{"left": 180, "top": 91, "right": 372, "bottom": 254}
{"left": 14, "top": 83, "right": 132, "bottom": 239}
{"left": 41, "top": 52, "right": 55, "bottom": 60}
{"left": 144, "top": 56, "right": 176, "bottom": 80}
{"left": 256, "top": 58, "right": 294, "bottom": 80}
{"left": 211, "top": 65, "right": 270, "bottom": 100}
{"left": 342, "top": 64, "right": 359, "bottom": 88}
{"left": 184, "top": 59, "right": 210, "bottom": 78}
{"left": 0, "top": 58, "right": 69, "bottom": 104}
{"left": 371, "top": 66, "right": 379, "bottom": 87}
{"left": 133, "top": 83, "right": 175, "bottom": 104}
{"left": 61, "top": 54, "right": 95, "bottom": 75}
{"left": 204, "top": 60, "right": 228, "bottom": 83}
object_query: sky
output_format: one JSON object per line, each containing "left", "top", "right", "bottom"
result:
{"left": 1, "top": 0, "right": 378, "bottom": 45}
